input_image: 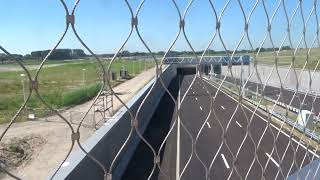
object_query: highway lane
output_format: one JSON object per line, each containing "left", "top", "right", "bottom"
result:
{"left": 122, "top": 74, "right": 319, "bottom": 180}
{"left": 158, "top": 75, "right": 319, "bottom": 180}
{"left": 219, "top": 76, "right": 320, "bottom": 114}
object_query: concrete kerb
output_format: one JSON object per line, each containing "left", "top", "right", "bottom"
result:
{"left": 51, "top": 65, "right": 177, "bottom": 180}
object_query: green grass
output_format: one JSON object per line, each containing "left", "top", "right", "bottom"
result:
{"left": 0, "top": 59, "right": 155, "bottom": 124}
{"left": 239, "top": 48, "right": 320, "bottom": 70}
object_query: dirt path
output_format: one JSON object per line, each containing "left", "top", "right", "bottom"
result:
{"left": 0, "top": 67, "right": 156, "bottom": 180}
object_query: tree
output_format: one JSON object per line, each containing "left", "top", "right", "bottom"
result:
{"left": 0, "top": 53, "right": 6, "bottom": 64}
{"left": 72, "top": 49, "right": 86, "bottom": 58}
{"left": 30, "top": 49, "right": 86, "bottom": 60}
{"left": 120, "top": 50, "right": 130, "bottom": 57}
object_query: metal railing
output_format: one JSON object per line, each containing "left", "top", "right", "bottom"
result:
{"left": 206, "top": 75, "right": 320, "bottom": 142}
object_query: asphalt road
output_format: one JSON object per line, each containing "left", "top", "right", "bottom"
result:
{"left": 123, "top": 75, "right": 319, "bottom": 180}
{"left": 220, "top": 75, "right": 320, "bottom": 114}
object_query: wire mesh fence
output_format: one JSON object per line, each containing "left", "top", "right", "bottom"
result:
{"left": 0, "top": 0, "right": 320, "bottom": 179}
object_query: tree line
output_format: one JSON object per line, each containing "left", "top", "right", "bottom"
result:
{"left": 0, "top": 46, "right": 292, "bottom": 64}
{"left": 99, "top": 46, "right": 291, "bottom": 58}
{"left": 0, "top": 49, "right": 87, "bottom": 64}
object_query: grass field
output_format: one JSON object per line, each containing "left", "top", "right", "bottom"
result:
{"left": 0, "top": 59, "right": 155, "bottom": 124}
{"left": 257, "top": 48, "right": 320, "bottom": 69}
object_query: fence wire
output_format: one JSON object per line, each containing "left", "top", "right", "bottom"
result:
{"left": 0, "top": 0, "right": 320, "bottom": 180}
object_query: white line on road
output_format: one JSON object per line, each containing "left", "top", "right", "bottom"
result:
{"left": 236, "top": 121, "right": 242, "bottom": 128}
{"left": 196, "top": 97, "right": 198, "bottom": 101}
{"left": 200, "top": 106, "right": 203, "bottom": 111}
{"left": 207, "top": 122, "right": 211, "bottom": 128}
{"left": 265, "top": 153, "right": 280, "bottom": 167}
{"left": 203, "top": 78, "right": 320, "bottom": 158}
{"left": 221, "top": 105, "right": 226, "bottom": 110}
{"left": 221, "top": 154, "right": 230, "bottom": 169}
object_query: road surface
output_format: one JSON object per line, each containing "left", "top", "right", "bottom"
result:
{"left": 123, "top": 75, "right": 319, "bottom": 180}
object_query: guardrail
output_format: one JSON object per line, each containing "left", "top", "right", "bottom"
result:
{"left": 205, "top": 75, "right": 320, "bottom": 142}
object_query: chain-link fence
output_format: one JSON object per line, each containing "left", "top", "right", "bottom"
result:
{"left": 1, "top": 0, "right": 320, "bottom": 179}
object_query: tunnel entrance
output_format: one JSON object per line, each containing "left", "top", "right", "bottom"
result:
{"left": 177, "top": 67, "right": 196, "bottom": 75}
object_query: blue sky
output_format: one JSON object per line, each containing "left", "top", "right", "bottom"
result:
{"left": 0, "top": 0, "right": 318, "bottom": 55}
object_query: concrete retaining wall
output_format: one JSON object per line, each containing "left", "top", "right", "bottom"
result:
{"left": 52, "top": 65, "right": 177, "bottom": 180}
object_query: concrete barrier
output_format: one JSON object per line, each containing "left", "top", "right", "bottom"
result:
{"left": 52, "top": 65, "right": 177, "bottom": 180}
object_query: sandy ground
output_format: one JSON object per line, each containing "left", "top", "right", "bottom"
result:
{"left": 0, "top": 67, "right": 156, "bottom": 180}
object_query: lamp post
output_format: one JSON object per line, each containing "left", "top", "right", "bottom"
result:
{"left": 20, "top": 74, "right": 26, "bottom": 102}
{"left": 82, "top": 68, "right": 86, "bottom": 85}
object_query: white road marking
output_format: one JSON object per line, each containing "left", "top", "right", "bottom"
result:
{"left": 236, "top": 121, "right": 242, "bottom": 128}
{"left": 207, "top": 122, "right": 211, "bottom": 128}
{"left": 196, "top": 97, "right": 198, "bottom": 101}
{"left": 203, "top": 78, "right": 320, "bottom": 158}
{"left": 200, "top": 106, "right": 203, "bottom": 111}
{"left": 221, "top": 154, "right": 230, "bottom": 169}
{"left": 221, "top": 105, "right": 226, "bottom": 110}
{"left": 265, "top": 153, "right": 280, "bottom": 167}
